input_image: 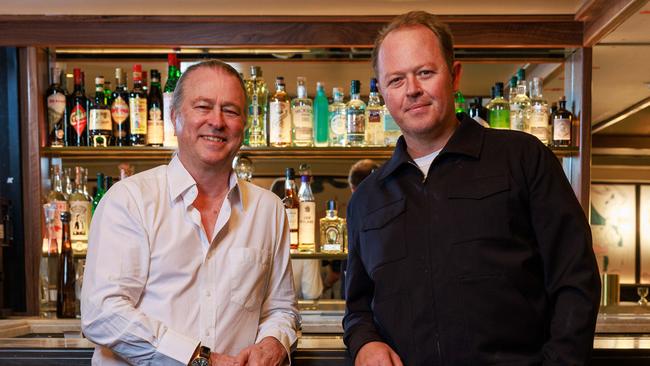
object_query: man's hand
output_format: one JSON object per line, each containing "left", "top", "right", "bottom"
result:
{"left": 235, "top": 336, "right": 287, "bottom": 366}
{"left": 209, "top": 352, "right": 240, "bottom": 366}
{"left": 355, "top": 341, "right": 403, "bottom": 366}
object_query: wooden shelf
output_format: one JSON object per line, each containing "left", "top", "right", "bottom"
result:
{"left": 291, "top": 253, "right": 347, "bottom": 260}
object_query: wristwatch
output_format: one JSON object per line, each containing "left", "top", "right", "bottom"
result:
{"left": 189, "top": 345, "right": 211, "bottom": 366}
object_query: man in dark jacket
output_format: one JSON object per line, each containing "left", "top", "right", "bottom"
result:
{"left": 343, "top": 11, "right": 601, "bottom": 366}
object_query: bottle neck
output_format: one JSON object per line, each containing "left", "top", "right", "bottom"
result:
{"left": 53, "top": 173, "right": 63, "bottom": 193}
{"left": 297, "top": 86, "right": 307, "bottom": 99}
{"left": 351, "top": 92, "right": 360, "bottom": 100}
{"left": 326, "top": 209, "right": 338, "bottom": 218}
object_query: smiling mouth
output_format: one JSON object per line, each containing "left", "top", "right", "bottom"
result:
{"left": 201, "top": 135, "right": 226, "bottom": 143}
{"left": 405, "top": 103, "right": 429, "bottom": 112}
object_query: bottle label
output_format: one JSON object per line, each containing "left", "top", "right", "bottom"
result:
{"left": 299, "top": 201, "right": 315, "bottom": 244}
{"left": 111, "top": 96, "right": 129, "bottom": 125}
{"left": 330, "top": 111, "right": 347, "bottom": 135}
{"left": 286, "top": 208, "right": 298, "bottom": 246}
{"left": 47, "top": 92, "right": 66, "bottom": 129}
{"left": 163, "top": 92, "right": 178, "bottom": 147}
{"left": 69, "top": 200, "right": 91, "bottom": 243}
{"left": 147, "top": 106, "right": 164, "bottom": 145}
{"left": 367, "top": 109, "right": 382, "bottom": 124}
{"left": 553, "top": 118, "right": 571, "bottom": 141}
{"left": 383, "top": 112, "right": 400, "bottom": 131}
{"left": 70, "top": 104, "right": 87, "bottom": 135}
{"left": 269, "top": 101, "right": 291, "bottom": 144}
{"left": 529, "top": 107, "right": 549, "bottom": 144}
{"left": 89, "top": 109, "right": 112, "bottom": 131}
{"left": 129, "top": 96, "right": 148, "bottom": 134}
{"left": 323, "top": 225, "right": 342, "bottom": 252}
{"left": 52, "top": 200, "right": 69, "bottom": 252}
{"left": 292, "top": 106, "right": 313, "bottom": 141}
{"left": 347, "top": 109, "right": 366, "bottom": 134}
{"left": 509, "top": 105, "right": 525, "bottom": 131}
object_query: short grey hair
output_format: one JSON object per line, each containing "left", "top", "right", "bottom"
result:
{"left": 171, "top": 59, "right": 247, "bottom": 128}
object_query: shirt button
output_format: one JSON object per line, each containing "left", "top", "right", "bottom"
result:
{"left": 204, "top": 290, "right": 211, "bottom": 297}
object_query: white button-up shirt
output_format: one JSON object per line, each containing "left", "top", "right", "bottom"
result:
{"left": 81, "top": 155, "right": 298, "bottom": 365}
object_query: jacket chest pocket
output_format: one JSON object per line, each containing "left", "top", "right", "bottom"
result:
{"left": 229, "top": 247, "right": 270, "bottom": 311}
{"left": 360, "top": 198, "right": 407, "bottom": 275}
{"left": 446, "top": 175, "right": 511, "bottom": 245}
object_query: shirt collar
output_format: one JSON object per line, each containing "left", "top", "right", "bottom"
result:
{"left": 378, "top": 113, "right": 484, "bottom": 181}
{"left": 167, "top": 154, "right": 244, "bottom": 212}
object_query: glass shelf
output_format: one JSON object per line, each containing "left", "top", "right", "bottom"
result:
{"left": 291, "top": 253, "right": 347, "bottom": 260}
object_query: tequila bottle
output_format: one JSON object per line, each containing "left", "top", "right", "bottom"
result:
{"left": 298, "top": 174, "right": 316, "bottom": 253}
{"left": 68, "top": 166, "right": 91, "bottom": 255}
{"left": 246, "top": 66, "right": 269, "bottom": 147}
{"left": 282, "top": 168, "right": 300, "bottom": 253}
{"left": 319, "top": 200, "right": 347, "bottom": 253}
{"left": 328, "top": 87, "right": 347, "bottom": 147}
{"left": 365, "top": 78, "right": 384, "bottom": 146}
{"left": 552, "top": 96, "right": 573, "bottom": 147}
{"left": 313, "top": 82, "right": 329, "bottom": 147}
{"left": 487, "top": 82, "right": 510, "bottom": 130}
{"left": 509, "top": 80, "right": 530, "bottom": 132}
{"left": 346, "top": 80, "right": 366, "bottom": 146}
{"left": 528, "top": 77, "right": 550, "bottom": 145}
{"left": 269, "top": 77, "right": 292, "bottom": 147}
{"left": 291, "top": 77, "right": 313, "bottom": 147}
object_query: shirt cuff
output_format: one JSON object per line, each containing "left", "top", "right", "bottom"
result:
{"left": 157, "top": 327, "right": 200, "bottom": 365}
{"left": 256, "top": 329, "right": 294, "bottom": 365}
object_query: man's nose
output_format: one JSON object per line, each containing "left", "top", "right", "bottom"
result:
{"left": 406, "top": 75, "right": 423, "bottom": 98}
{"left": 206, "top": 110, "right": 226, "bottom": 129}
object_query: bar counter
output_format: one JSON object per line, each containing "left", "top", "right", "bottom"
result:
{"left": 1, "top": 303, "right": 649, "bottom": 365}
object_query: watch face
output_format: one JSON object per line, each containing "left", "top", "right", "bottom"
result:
{"left": 191, "top": 357, "right": 209, "bottom": 366}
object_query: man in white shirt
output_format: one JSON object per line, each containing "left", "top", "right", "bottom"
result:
{"left": 81, "top": 60, "right": 298, "bottom": 366}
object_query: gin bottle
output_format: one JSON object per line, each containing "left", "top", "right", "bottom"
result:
{"left": 328, "top": 87, "right": 347, "bottom": 147}
{"left": 365, "top": 78, "right": 384, "bottom": 146}
{"left": 291, "top": 77, "right": 314, "bottom": 147}
{"left": 346, "top": 80, "right": 366, "bottom": 146}
{"left": 509, "top": 80, "right": 530, "bottom": 132}
{"left": 487, "top": 82, "right": 510, "bottom": 130}
{"left": 319, "top": 200, "right": 347, "bottom": 253}
{"left": 246, "top": 66, "right": 269, "bottom": 147}
{"left": 269, "top": 77, "right": 292, "bottom": 147}
{"left": 298, "top": 174, "right": 316, "bottom": 253}
{"left": 528, "top": 77, "right": 550, "bottom": 145}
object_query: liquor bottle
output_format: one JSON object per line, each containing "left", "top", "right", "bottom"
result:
{"left": 40, "top": 203, "right": 59, "bottom": 316}
{"left": 383, "top": 108, "right": 401, "bottom": 146}
{"left": 46, "top": 67, "right": 69, "bottom": 147}
{"left": 69, "top": 68, "right": 88, "bottom": 146}
{"left": 163, "top": 53, "right": 180, "bottom": 147}
{"left": 47, "top": 165, "right": 69, "bottom": 247}
{"left": 88, "top": 76, "right": 112, "bottom": 147}
{"left": 509, "top": 78, "right": 530, "bottom": 132}
{"left": 298, "top": 174, "right": 316, "bottom": 253}
{"left": 487, "top": 82, "right": 510, "bottom": 130}
{"left": 313, "top": 82, "right": 329, "bottom": 147}
{"left": 454, "top": 90, "right": 466, "bottom": 114}
{"left": 346, "top": 80, "right": 366, "bottom": 146}
{"left": 63, "top": 167, "right": 73, "bottom": 199}
{"left": 365, "top": 78, "right": 384, "bottom": 146}
{"left": 468, "top": 97, "right": 489, "bottom": 128}
{"left": 291, "top": 77, "right": 314, "bottom": 147}
{"left": 68, "top": 166, "right": 91, "bottom": 255}
{"left": 111, "top": 68, "right": 130, "bottom": 146}
{"left": 57, "top": 211, "right": 76, "bottom": 319}
{"left": 269, "top": 76, "right": 292, "bottom": 147}
{"left": 552, "top": 96, "right": 573, "bottom": 147}
{"left": 319, "top": 200, "right": 347, "bottom": 253}
{"left": 246, "top": 66, "right": 269, "bottom": 147}
{"left": 508, "top": 76, "right": 518, "bottom": 102}
{"left": 517, "top": 68, "right": 527, "bottom": 96}
{"left": 129, "top": 64, "right": 148, "bottom": 146}
{"left": 147, "top": 69, "right": 164, "bottom": 146}
{"left": 91, "top": 172, "right": 105, "bottom": 215}
{"left": 329, "top": 87, "right": 347, "bottom": 147}
{"left": 528, "top": 77, "right": 550, "bottom": 144}
{"left": 103, "top": 80, "right": 112, "bottom": 106}
{"left": 142, "top": 70, "right": 148, "bottom": 93}
{"left": 282, "top": 168, "right": 299, "bottom": 253}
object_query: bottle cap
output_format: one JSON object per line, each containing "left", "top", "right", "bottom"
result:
{"left": 301, "top": 175, "right": 309, "bottom": 183}
{"left": 167, "top": 53, "right": 177, "bottom": 66}
{"left": 60, "top": 211, "right": 71, "bottom": 222}
{"left": 370, "top": 78, "right": 378, "bottom": 92}
{"left": 327, "top": 199, "right": 337, "bottom": 211}
{"left": 150, "top": 69, "right": 160, "bottom": 82}
{"left": 73, "top": 68, "right": 82, "bottom": 84}
{"left": 95, "top": 76, "right": 104, "bottom": 85}
{"left": 350, "top": 80, "right": 360, "bottom": 94}
{"left": 133, "top": 64, "right": 142, "bottom": 73}
{"left": 250, "top": 66, "right": 262, "bottom": 77}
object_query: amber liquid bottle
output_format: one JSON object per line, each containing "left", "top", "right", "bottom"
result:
{"left": 282, "top": 168, "right": 300, "bottom": 253}
{"left": 57, "top": 211, "right": 76, "bottom": 318}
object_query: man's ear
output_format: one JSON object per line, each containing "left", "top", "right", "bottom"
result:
{"left": 451, "top": 61, "right": 462, "bottom": 92}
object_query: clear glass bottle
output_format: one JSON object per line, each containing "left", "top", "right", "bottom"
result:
{"left": 487, "top": 82, "right": 510, "bottom": 130}
{"left": 528, "top": 77, "right": 550, "bottom": 145}
{"left": 40, "top": 203, "right": 59, "bottom": 317}
{"left": 68, "top": 166, "right": 91, "bottom": 255}
{"left": 365, "top": 78, "right": 384, "bottom": 146}
{"left": 246, "top": 66, "right": 269, "bottom": 147}
{"left": 507, "top": 76, "right": 518, "bottom": 102}
{"left": 269, "top": 77, "right": 292, "bottom": 147}
{"left": 291, "top": 77, "right": 314, "bottom": 147}
{"left": 298, "top": 174, "right": 316, "bottom": 253}
{"left": 282, "top": 168, "right": 299, "bottom": 253}
{"left": 328, "top": 87, "right": 347, "bottom": 147}
{"left": 88, "top": 76, "right": 113, "bottom": 147}
{"left": 47, "top": 165, "right": 69, "bottom": 247}
{"left": 313, "top": 82, "right": 330, "bottom": 147}
{"left": 346, "top": 80, "right": 366, "bottom": 146}
{"left": 319, "top": 200, "right": 347, "bottom": 253}
{"left": 509, "top": 79, "right": 530, "bottom": 132}
{"left": 552, "top": 96, "right": 573, "bottom": 147}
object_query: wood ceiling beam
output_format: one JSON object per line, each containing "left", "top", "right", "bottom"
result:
{"left": 0, "top": 15, "right": 582, "bottom": 48}
{"left": 593, "top": 134, "right": 650, "bottom": 149}
{"left": 576, "top": 0, "right": 649, "bottom": 47}
{"left": 592, "top": 96, "right": 650, "bottom": 134}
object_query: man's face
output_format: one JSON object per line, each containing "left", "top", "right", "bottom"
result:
{"left": 173, "top": 67, "right": 246, "bottom": 171}
{"left": 377, "top": 25, "right": 461, "bottom": 141}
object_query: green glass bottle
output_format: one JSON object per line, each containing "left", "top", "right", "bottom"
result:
{"left": 487, "top": 82, "right": 510, "bottom": 130}
{"left": 454, "top": 90, "right": 466, "bottom": 114}
{"left": 313, "top": 82, "right": 329, "bottom": 147}
{"left": 91, "top": 172, "right": 106, "bottom": 215}
{"left": 163, "top": 53, "right": 180, "bottom": 147}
